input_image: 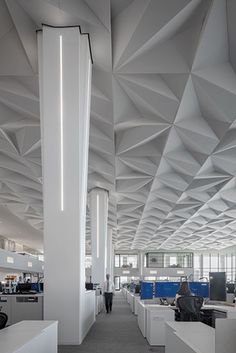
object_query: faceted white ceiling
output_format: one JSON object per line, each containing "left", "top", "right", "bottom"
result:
{"left": 0, "top": 0, "right": 236, "bottom": 252}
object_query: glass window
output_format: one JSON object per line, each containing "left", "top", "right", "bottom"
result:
{"left": 194, "top": 254, "right": 201, "bottom": 281}
{"left": 144, "top": 276, "right": 156, "bottom": 281}
{"left": 226, "top": 254, "right": 232, "bottom": 281}
{"left": 144, "top": 254, "right": 147, "bottom": 268}
{"left": 220, "top": 255, "right": 226, "bottom": 271}
{"left": 146, "top": 252, "right": 193, "bottom": 268}
{"left": 120, "top": 276, "right": 128, "bottom": 284}
{"left": 211, "top": 254, "right": 219, "bottom": 270}
{"left": 120, "top": 254, "right": 138, "bottom": 268}
{"left": 194, "top": 254, "right": 200, "bottom": 269}
{"left": 232, "top": 255, "right": 236, "bottom": 282}
{"left": 170, "top": 256, "right": 177, "bottom": 266}
{"left": 85, "top": 255, "right": 92, "bottom": 268}
{"left": 115, "top": 255, "right": 120, "bottom": 268}
{"left": 115, "top": 254, "right": 138, "bottom": 268}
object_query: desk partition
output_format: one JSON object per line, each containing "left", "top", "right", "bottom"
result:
{"left": 155, "top": 281, "right": 209, "bottom": 298}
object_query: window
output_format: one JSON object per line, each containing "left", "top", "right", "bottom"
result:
{"left": 210, "top": 254, "right": 219, "bottom": 271}
{"left": 115, "top": 255, "right": 120, "bottom": 268}
{"left": 146, "top": 252, "right": 193, "bottom": 268}
{"left": 203, "top": 254, "right": 210, "bottom": 279}
{"left": 144, "top": 276, "right": 156, "bottom": 281}
{"left": 115, "top": 254, "right": 138, "bottom": 268}
{"left": 85, "top": 255, "right": 92, "bottom": 269}
{"left": 169, "top": 256, "right": 177, "bottom": 266}
{"left": 194, "top": 254, "right": 201, "bottom": 280}
{"left": 194, "top": 251, "right": 236, "bottom": 282}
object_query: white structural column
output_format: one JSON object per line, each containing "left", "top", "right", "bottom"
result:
{"left": 38, "top": 25, "right": 92, "bottom": 344}
{"left": 89, "top": 188, "right": 109, "bottom": 285}
{"left": 139, "top": 251, "right": 144, "bottom": 280}
{"left": 107, "top": 228, "right": 114, "bottom": 279}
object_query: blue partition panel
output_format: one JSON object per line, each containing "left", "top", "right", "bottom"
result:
{"left": 155, "top": 282, "right": 180, "bottom": 297}
{"left": 189, "top": 282, "right": 209, "bottom": 298}
{"left": 140, "top": 282, "right": 153, "bottom": 299}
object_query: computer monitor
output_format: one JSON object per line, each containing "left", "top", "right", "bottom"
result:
{"left": 39, "top": 283, "right": 44, "bottom": 292}
{"left": 17, "top": 283, "right": 32, "bottom": 293}
{"left": 189, "top": 282, "right": 209, "bottom": 298}
{"left": 85, "top": 283, "right": 94, "bottom": 290}
{"left": 155, "top": 282, "right": 180, "bottom": 298}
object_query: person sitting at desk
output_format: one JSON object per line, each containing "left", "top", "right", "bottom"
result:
{"left": 175, "top": 281, "right": 193, "bottom": 305}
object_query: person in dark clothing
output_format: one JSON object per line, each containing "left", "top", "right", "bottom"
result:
{"left": 102, "top": 274, "right": 115, "bottom": 313}
{"left": 175, "top": 281, "right": 193, "bottom": 304}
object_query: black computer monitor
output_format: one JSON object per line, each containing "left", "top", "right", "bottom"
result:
{"left": 85, "top": 283, "right": 94, "bottom": 290}
{"left": 17, "top": 283, "right": 32, "bottom": 293}
{"left": 40, "top": 283, "right": 44, "bottom": 292}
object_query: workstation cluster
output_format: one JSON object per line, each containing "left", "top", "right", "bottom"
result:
{"left": 123, "top": 273, "right": 236, "bottom": 353}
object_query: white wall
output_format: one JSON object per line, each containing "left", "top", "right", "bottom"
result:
{"left": 0, "top": 248, "right": 43, "bottom": 273}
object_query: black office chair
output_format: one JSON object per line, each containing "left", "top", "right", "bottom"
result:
{"left": 0, "top": 312, "right": 8, "bottom": 329}
{"left": 177, "top": 296, "right": 204, "bottom": 321}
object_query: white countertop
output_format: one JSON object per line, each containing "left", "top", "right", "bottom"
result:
{"left": 203, "top": 304, "right": 236, "bottom": 313}
{"left": 0, "top": 320, "right": 57, "bottom": 353}
{"left": 0, "top": 293, "right": 44, "bottom": 297}
{"left": 166, "top": 321, "right": 215, "bottom": 353}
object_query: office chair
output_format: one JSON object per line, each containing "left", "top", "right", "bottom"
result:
{"left": 0, "top": 312, "right": 8, "bottom": 329}
{"left": 177, "top": 296, "right": 204, "bottom": 321}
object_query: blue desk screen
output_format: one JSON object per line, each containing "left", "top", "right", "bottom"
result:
{"left": 189, "top": 282, "right": 209, "bottom": 298}
{"left": 155, "top": 281, "right": 209, "bottom": 298}
{"left": 155, "top": 282, "right": 180, "bottom": 297}
{"left": 141, "top": 282, "right": 153, "bottom": 299}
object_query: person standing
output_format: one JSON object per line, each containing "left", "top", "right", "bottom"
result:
{"left": 102, "top": 274, "right": 115, "bottom": 313}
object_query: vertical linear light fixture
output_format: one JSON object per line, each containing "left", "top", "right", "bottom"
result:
{"left": 96, "top": 193, "right": 99, "bottom": 258}
{"left": 59, "top": 34, "right": 64, "bottom": 211}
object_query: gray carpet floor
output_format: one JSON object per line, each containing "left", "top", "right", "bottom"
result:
{"left": 59, "top": 292, "right": 165, "bottom": 353}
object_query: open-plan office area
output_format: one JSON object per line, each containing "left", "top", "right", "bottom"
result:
{"left": 0, "top": 0, "right": 236, "bottom": 352}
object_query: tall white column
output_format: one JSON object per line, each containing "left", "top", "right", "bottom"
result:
{"left": 139, "top": 251, "right": 144, "bottom": 280}
{"left": 38, "top": 25, "right": 92, "bottom": 345}
{"left": 107, "top": 228, "right": 114, "bottom": 279}
{"left": 89, "top": 188, "right": 108, "bottom": 285}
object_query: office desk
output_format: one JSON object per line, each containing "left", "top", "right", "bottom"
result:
{"left": 165, "top": 321, "right": 215, "bottom": 353}
{"left": 134, "top": 295, "right": 141, "bottom": 315}
{"left": 172, "top": 304, "right": 236, "bottom": 327}
{"left": 0, "top": 294, "right": 43, "bottom": 325}
{"left": 137, "top": 301, "right": 159, "bottom": 337}
{"left": 137, "top": 301, "right": 174, "bottom": 341}
{"left": 146, "top": 306, "right": 175, "bottom": 346}
{"left": 166, "top": 319, "right": 236, "bottom": 353}
{"left": 1, "top": 320, "right": 57, "bottom": 353}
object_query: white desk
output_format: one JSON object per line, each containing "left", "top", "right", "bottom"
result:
{"left": 0, "top": 320, "right": 57, "bottom": 353}
{"left": 0, "top": 294, "right": 43, "bottom": 325}
{"left": 134, "top": 296, "right": 140, "bottom": 315}
{"left": 165, "top": 321, "right": 215, "bottom": 353}
{"left": 95, "top": 294, "right": 103, "bottom": 315}
{"left": 146, "top": 306, "right": 175, "bottom": 346}
{"left": 166, "top": 319, "right": 236, "bottom": 353}
{"left": 137, "top": 301, "right": 173, "bottom": 340}
{"left": 203, "top": 304, "right": 236, "bottom": 318}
